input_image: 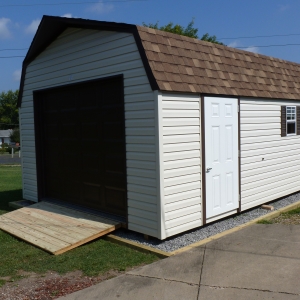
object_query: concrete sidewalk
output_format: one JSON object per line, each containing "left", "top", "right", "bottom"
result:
{"left": 58, "top": 224, "right": 300, "bottom": 299}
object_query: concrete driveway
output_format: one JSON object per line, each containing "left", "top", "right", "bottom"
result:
{"left": 58, "top": 224, "right": 300, "bottom": 299}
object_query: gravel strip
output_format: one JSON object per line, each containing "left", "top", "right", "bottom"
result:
{"left": 114, "top": 192, "right": 300, "bottom": 253}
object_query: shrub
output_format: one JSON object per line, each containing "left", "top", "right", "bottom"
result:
{"left": 9, "top": 128, "right": 20, "bottom": 144}
{"left": 0, "top": 143, "right": 8, "bottom": 154}
{"left": 7, "top": 146, "right": 19, "bottom": 154}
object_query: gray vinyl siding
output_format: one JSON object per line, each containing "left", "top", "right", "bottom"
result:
{"left": 19, "top": 28, "right": 159, "bottom": 237}
{"left": 160, "top": 93, "right": 202, "bottom": 238}
{"left": 240, "top": 98, "right": 300, "bottom": 210}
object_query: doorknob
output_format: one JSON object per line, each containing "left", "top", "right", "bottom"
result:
{"left": 206, "top": 167, "right": 212, "bottom": 173}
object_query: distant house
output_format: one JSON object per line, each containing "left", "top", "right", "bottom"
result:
{"left": 0, "top": 130, "right": 12, "bottom": 146}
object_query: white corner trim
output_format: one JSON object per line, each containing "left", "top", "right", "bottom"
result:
{"left": 19, "top": 108, "right": 26, "bottom": 201}
{"left": 199, "top": 96, "right": 204, "bottom": 226}
{"left": 154, "top": 90, "right": 166, "bottom": 239}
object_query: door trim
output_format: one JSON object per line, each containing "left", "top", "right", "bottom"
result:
{"left": 201, "top": 95, "right": 241, "bottom": 223}
{"left": 238, "top": 97, "right": 241, "bottom": 212}
{"left": 200, "top": 95, "right": 207, "bottom": 225}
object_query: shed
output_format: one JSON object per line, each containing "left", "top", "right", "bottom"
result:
{"left": 18, "top": 15, "right": 300, "bottom": 239}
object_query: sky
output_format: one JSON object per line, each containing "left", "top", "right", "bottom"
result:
{"left": 1, "top": 0, "right": 300, "bottom": 93}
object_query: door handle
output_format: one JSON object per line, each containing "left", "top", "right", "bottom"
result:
{"left": 206, "top": 167, "right": 212, "bottom": 173}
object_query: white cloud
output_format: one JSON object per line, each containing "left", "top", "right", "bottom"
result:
{"left": 227, "top": 41, "right": 259, "bottom": 54}
{"left": 228, "top": 41, "right": 239, "bottom": 48}
{"left": 25, "top": 19, "right": 41, "bottom": 34}
{"left": 13, "top": 70, "right": 21, "bottom": 82}
{"left": 0, "top": 18, "right": 11, "bottom": 39}
{"left": 86, "top": 1, "right": 114, "bottom": 14}
{"left": 61, "top": 13, "right": 73, "bottom": 18}
{"left": 244, "top": 46, "right": 259, "bottom": 53}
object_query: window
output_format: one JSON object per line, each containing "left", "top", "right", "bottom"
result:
{"left": 281, "top": 106, "right": 300, "bottom": 137}
{"left": 286, "top": 106, "right": 296, "bottom": 135}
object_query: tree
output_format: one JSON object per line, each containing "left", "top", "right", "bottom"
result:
{"left": 9, "top": 128, "right": 20, "bottom": 144}
{"left": 200, "top": 33, "right": 224, "bottom": 45}
{"left": 0, "top": 90, "right": 19, "bottom": 130}
{"left": 142, "top": 19, "right": 224, "bottom": 45}
{"left": 143, "top": 19, "right": 198, "bottom": 39}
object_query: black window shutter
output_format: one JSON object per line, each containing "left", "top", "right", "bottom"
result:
{"left": 281, "top": 106, "right": 286, "bottom": 137}
{"left": 297, "top": 107, "right": 300, "bottom": 135}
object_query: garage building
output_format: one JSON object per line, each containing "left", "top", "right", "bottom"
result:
{"left": 18, "top": 16, "right": 300, "bottom": 239}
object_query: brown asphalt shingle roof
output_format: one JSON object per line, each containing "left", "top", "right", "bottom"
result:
{"left": 137, "top": 26, "right": 300, "bottom": 100}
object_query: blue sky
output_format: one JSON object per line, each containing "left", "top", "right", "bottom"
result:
{"left": 0, "top": 0, "right": 300, "bottom": 92}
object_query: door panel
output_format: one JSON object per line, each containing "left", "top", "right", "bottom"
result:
{"left": 212, "top": 175, "right": 221, "bottom": 210}
{"left": 205, "top": 97, "right": 239, "bottom": 218}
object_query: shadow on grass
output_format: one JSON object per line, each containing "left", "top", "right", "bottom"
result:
{"left": 0, "top": 189, "right": 22, "bottom": 214}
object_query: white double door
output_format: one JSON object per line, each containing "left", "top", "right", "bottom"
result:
{"left": 204, "top": 97, "right": 239, "bottom": 219}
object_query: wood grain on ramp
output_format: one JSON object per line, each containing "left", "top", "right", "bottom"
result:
{"left": 0, "top": 202, "right": 122, "bottom": 255}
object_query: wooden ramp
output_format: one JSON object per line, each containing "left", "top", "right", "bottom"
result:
{"left": 0, "top": 202, "right": 122, "bottom": 255}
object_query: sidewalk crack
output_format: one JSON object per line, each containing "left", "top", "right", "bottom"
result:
{"left": 200, "top": 284, "right": 300, "bottom": 296}
{"left": 127, "top": 273, "right": 198, "bottom": 286}
{"left": 197, "top": 244, "right": 206, "bottom": 299}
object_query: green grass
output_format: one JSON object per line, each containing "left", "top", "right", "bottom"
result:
{"left": 257, "top": 219, "right": 273, "bottom": 224}
{"left": 281, "top": 207, "right": 300, "bottom": 216}
{"left": 0, "top": 166, "right": 159, "bottom": 286}
{"left": 0, "top": 166, "right": 22, "bottom": 215}
{"left": 0, "top": 232, "right": 158, "bottom": 285}
{"left": 257, "top": 207, "right": 300, "bottom": 225}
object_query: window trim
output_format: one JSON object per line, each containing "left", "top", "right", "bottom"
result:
{"left": 286, "top": 105, "right": 297, "bottom": 136}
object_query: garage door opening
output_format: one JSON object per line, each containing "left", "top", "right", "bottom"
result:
{"left": 33, "top": 75, "right": 127, "bottom": 218}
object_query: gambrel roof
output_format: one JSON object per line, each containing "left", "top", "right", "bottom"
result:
{"left": 137, "top": 26, "right": 300, "bottom": 99}
{"left": 18, "top": 15, "right": 300, "bottom": 106}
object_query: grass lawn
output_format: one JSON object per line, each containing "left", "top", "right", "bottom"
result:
{"left": 257, "top": 207, "right": 300, "bottom": 225}
{"left": 0, "top": 165, "right": 22, "bottom": 215}
{"left": 0, "top": 166, "right": 159, "bottom": 287}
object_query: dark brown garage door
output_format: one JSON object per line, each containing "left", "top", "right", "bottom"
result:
{"left": 34, "top": 76, "right": 127, "bottom": 217}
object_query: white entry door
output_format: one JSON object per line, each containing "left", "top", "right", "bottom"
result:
{"left": 205, "top": 97, "right": 239, "bottom": 219}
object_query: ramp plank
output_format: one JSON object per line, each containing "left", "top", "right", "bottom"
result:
{"left": 33, "top": 202, "right": 118, "bottom": 227}
{"left": 0, "top": 217, "right": 62, "bottom": 253}
{"left": 0, "top": 202, "right": 122, "bottom": 255}
{"left": 0, "top": 215, "right": 70, "bottom": 249}
{"left": 21, "top": 204, "right": 112, "bottom": 232}
{"left": 2, "top": 212, "right": 79, "bottom": 245}
{"left": 17, "top": 209, "right": 99, "bottom": 238}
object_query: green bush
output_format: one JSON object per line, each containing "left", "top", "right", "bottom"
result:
{"left": 9, "top": 128, "right": 20, "bottom": 144}
{"left": 0, "top": 143, "right": 18, "bottom": 154}
{"left": 0, "top": 143, "right": 8, "bottom": 154}
{"left": 7, "top": 146, "right": 19, "bottom": 154}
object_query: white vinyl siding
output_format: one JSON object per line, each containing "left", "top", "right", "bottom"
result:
{"left": 240, "top": 98, "right": 300, "bottom": 210}
{"left": 19, "top": 28, "right": 159, "bottom": 237}
{"left": 160, "top": 93, "right": 202, "bottom": 238}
